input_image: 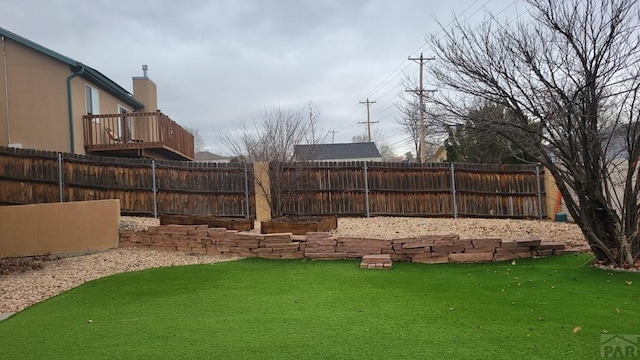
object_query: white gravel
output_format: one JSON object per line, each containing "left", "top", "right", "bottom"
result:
{"left": 331, "top": 217, "right": 587, "bottom": 249}
{"left": 0, "top": 248, "right": 238, "bottom": 313}
{"left": 0, "top": 216, "right": 587, "bottom": 314}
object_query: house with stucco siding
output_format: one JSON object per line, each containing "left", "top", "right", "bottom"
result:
{"left": 0, "top": 26, "right": 193, "bottom": 160}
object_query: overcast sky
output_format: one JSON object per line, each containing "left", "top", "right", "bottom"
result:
{"left": 1, "top": 0, "right": 526, "bottom": 156}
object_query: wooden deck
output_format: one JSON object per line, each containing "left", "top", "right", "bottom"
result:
{"left": 83, "top": 111, "right": 194, "bottom": 161}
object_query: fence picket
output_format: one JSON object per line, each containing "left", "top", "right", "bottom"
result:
{"left": 0, "top": 147, "right": 546, "bottom": 219}
{"left": 275, "top": 161, "right": 545, "bottom": 219}
{"left": 0, "top": 147, "right": 253, "bottom": 217}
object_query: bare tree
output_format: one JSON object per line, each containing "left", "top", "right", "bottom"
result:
{"left": 429, "top": 0, "right": 640, "bottom": 266}
{"left": 217, "top": 105, "right": 324, "bottom": 218}
{"left": 395, "top": 93, "right": 421, "bottom": 159}
{"left": 397, "top": 75, "right": 448, "bottom": 162}
{"left": 404, "top": 151, "right": 414, "bottom": 162}
{"left": 185, "top": 127, "right": 206, "bottom": 153}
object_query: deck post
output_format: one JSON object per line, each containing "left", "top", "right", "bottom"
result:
{"left": 152, "top": 160, "right": 158, "bottom": 218}
{"left": 58, "top": 152, "right": 64, "bottom": 202}
{"left": 451, "top": 163, "right": 457, "bottom": 219}
{"left": 244, "top": 164, "right": 250, "bottom": 219}
{"left": 536, "top": 165, "right": 543, "bottom": 220}
{"left": 364, "top": 162, "right": 370, "bottom": 218}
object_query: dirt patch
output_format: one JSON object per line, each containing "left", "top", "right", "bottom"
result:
{"left": 0, "top": 256, "right": 49, "bottom": 275}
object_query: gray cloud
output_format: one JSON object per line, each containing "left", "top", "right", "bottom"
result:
{"left": 1, "top": 0, "right": 521, "bottom": 155}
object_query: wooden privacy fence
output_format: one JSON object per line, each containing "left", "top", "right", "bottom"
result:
{"left": 1, "top": 146, "right": 545, "bottom": 219}
{"left": 0, "top": 147, "right": 254, "bottom": 218}
{"left": 276, "top": 161, "right": 546, "bottom": 219}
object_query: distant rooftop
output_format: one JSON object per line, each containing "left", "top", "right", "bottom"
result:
{"left": 195, "top": 151, "right": 230, "bottom": 162}
{"left": 294, "top": 142, "right": 382, "bottom": 161}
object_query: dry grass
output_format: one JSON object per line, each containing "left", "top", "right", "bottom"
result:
{"left": 0, "top": 256, "right": 49, "bottom": 275}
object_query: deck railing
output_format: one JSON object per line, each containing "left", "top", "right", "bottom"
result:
{"left": 83, "top": 111, "right": 194, "bottom": 160}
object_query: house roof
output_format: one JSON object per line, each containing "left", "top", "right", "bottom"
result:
{"left": 294, "top": 142, "right": 382, "bottom": 161}
{"left": 0, "top": 27, "right": 144, "bottom": 110}
{"left": 195, "top": 151, "right": 230, "bottom": 161}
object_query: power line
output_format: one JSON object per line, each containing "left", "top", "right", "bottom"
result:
{"left": 328, "top": 130, "right": 339, "bottom": 143}
{"left": 342, "top": 1, "right": 503, "bottom": 132}
{"left": 334, "top": 0, "right": 525, "bottom": 150}
{"left": 359, "top": 0, "right": 489, "bottom": 104}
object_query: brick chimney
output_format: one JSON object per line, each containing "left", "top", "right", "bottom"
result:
{"left": 132, "top": 64, "right": 158, "bottom": 112}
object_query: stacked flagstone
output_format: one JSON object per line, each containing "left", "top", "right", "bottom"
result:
{"left": 119, "top": 225, "right": 576, "bottom": 263}
{"left": 360, "top": 254, "right": 393, "bottom": 269}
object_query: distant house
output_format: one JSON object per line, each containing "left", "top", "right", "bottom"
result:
{"left": 195, "top": 151, "right": 232, "bottom": 163}
{"left": 294, "top": 142, "right": 382, "bottom": 162}
{"left": 0, "top": 27, "right": 193, "bottom": 160}
{"left": 427, "top": 146, "right": 448, "bottom": 162}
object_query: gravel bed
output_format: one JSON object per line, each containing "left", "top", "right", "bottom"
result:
{"left": 330, "top": 217, "right": 588, "bottom": 250}
{"left": 0, "top": 248, "right": 238, "bottom": 313}
{"left": 119, "top": 216, "right": 159, "bottom": 231}
{"left": 0, "top": 216, "right": 588, "bottom": 314}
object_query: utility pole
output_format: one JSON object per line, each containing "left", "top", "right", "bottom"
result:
{"left": 328, "top": 130, "right": 339, "bottom": 143}
{"left": 406, "top": 53, "right": 436, "bottom": 163}
{"left": 358, "top": 98, "right": 377, "bottom": 142}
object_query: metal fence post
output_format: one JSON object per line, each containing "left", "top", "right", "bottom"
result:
{"left": 364, "top": 162, "right": 370, "bottom": 218}
{"left": 152, "top": 160, "right": 158, "bottom": 218}
{"left": 244, "top": 164, "right": 250, "bottom": 219}
{"left": 58, "top": 152, "right": 64, "bottom": 202}
{"left": 536, "top": 165, "right": 543, "bottom": 220}
{"left": 450, "top": 163, "right": 458, "bottom": 219}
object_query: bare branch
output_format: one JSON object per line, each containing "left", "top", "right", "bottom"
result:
{"left": 428, "top": 0, "right": 640, "bottom": 265}
{"left": 216, "top": 106, "right": 326, "bottom": 217}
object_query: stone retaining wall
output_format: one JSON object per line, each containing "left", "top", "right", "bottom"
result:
{"left": 119, "top": 225, "right": 575, "bottom": 263}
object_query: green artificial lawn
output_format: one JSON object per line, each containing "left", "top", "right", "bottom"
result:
{"left": 1, "top": 254, "right": 639, "bottom": 359}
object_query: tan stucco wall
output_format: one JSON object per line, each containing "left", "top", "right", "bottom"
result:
{"left": 543, "top": 167, "right": 574, "bottom": 221}
{"left": 133, "top": 77, "right": 157, "bottom": 112}
{"left": 544, "top": 168, "right": 558, "bottom": 220}
{"left": 254, "top": 162, "right": 272, "bottom": 221}
{"left": 0, "top": 200, "right": 120, "bottom": 258}
{"left": 0, "top": 36, "right": 136, "bottom": 154}
{"left": 0, "top": 37, "right": 70, "bottom": 152}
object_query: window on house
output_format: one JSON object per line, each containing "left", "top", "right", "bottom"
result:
{"left": 85, "top": 85, "right": 100, "bottom": 115}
